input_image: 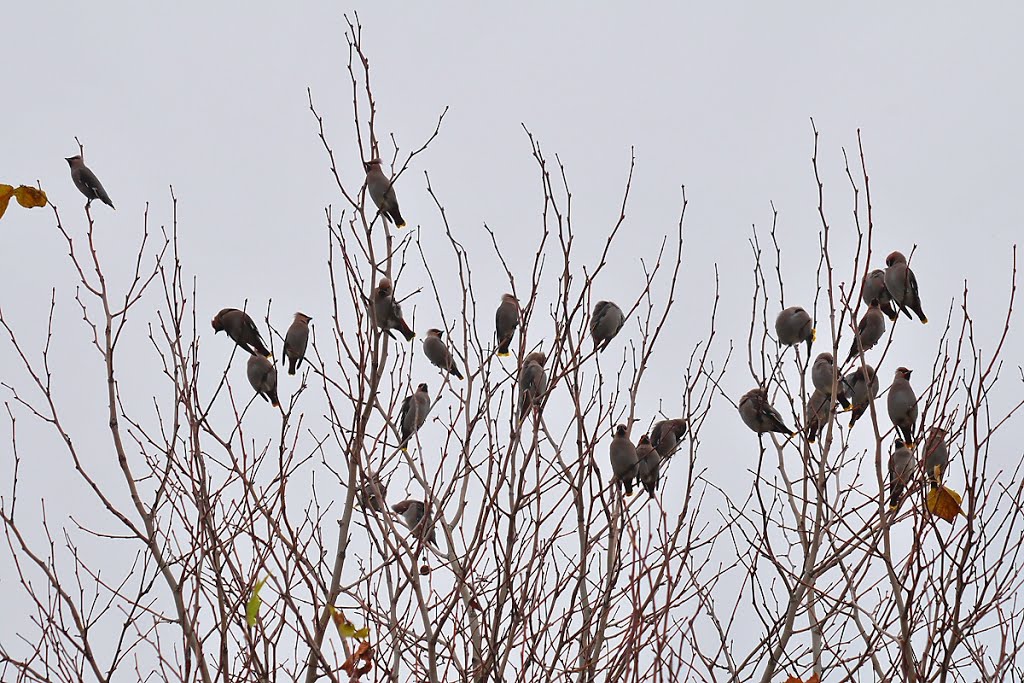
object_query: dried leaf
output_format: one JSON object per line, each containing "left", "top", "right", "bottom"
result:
{"left": 13, "top": 185, "right": 47, "bottom": 208}
{"left": 0, "top": 184, "right": 12, "bottom": 221}
{"left": 341, "top": 640, "right": 373, "bottom": 678}
{"left": 927, "top": 485, "right": 965, "bottom": 523}
{"left": 245, "top": 576, "right": 268, "bottom": 627}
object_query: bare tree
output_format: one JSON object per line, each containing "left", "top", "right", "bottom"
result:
{"left": 2, "top": 16, "right": 1022, "bottom": 683}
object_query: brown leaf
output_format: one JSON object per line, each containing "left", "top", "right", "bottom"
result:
{"left": 927, "top": 485, "right": 965, "bottom": 523}
{"left": 0, "top": 184, "right": 12, "bottom": 220}
{"left": 341, "top": 641, "right": 373, "bottom": 678}
{"left": 13, "top": 185, "right": 47, "bottom": 208}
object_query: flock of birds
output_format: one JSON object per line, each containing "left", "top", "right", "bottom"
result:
{"left": 64, "top": 151, "right": 947, "bottom": 546}
{"left": 738, "top": 254, "right": 949, "bottom": 509}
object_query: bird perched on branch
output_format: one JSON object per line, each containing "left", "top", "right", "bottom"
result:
{"left": 888, "top": 439, "right": 916, "bottom": 509}
{"left": 495, "top": 293, "right": 520, "bottom": 357}
{"left": 518, "top": 351, "right": 547, "bottom": 419}
{"left": 843, "top": 364, "right": 879, "bottom": 429}
{"left": 369, "top": 277, "right": 415, "bottom": 342}
{"left": 399, "top": 383, "right": 431, "bottom": 451}
{"left": 922, "top": 426, "right": 949, "bottom": 488}
{"left": 590, "top": 301, "right": 625, "bottom": 353}
{"left": 884, "top": 251, "right": 928, "bottom": 324}
{"left": 609, "top": 424, "right": 639, "bottom": 496}
{"left": 212, "top": 308, "right": 272, "bottom": 358}
{"left": 811, "top": 352, "right": 850, "bottom": 409}
{"left": 887, "top": 367, "right": 918, "bottom": 445}
{"left": 363, "top": 158, "right": 406, "bottom": 228}
{"left": 775, "top": 306, "right": 815, "bottom": 355}
{"left": 282, "top": 312, "right": 311, "bottom": 375}
{"left": 423, "top": 328, "right": 463, "bottom": 380}
{"left": 738, "top": 387, "right": 794, "bottom": 436}
{"left": 861, "top": 269, "right": 898, "bottom": 321}
{"left": 66, "top": 154, "right": 115, "bottom": 209}
{"left": 804, "top": 389, "right": 831, "bottom": 444}
{"left": 845, "top": 299, "right": 886, "bottom": 364}
{"left": 392, "top": 500, "right": 435, "bottom": 545}
{"left": 636, "top": 434, "right": 661, "bottom": 497}
{"left": 650, "top": 418, "right": 688, "bottom": 458}
{"left": 247, "top": 353, "right": 280, "bottom": 408}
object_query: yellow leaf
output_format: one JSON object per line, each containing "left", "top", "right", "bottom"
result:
{"left": 0, "top": 184, "right": 12, "bottom": 221}
{"left": 328, "top": 606, "right": 371, "bottom": 640}
{"left": 246, "top": 576, "right": 268, "bottom": 627}
{"left": 13, "top": 185, "right": 47, "bottom": 208}
{"left": 927, "top": 485, "right": 965, "bottom": 523}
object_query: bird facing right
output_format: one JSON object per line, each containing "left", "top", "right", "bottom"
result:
{"left": 738, "top": 387, "right": 794, "bottom": 436}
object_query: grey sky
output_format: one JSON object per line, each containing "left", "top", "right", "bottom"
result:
{"left": 2, "top": 3, "right": 1022, "bottom": 675}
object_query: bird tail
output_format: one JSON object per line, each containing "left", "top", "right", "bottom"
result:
{"left": 398, "top": 322, "right": 415, "bottom": 342}
{"left": 805, "top": 420, "right": 818, "bottom": 444}
{"left": 288, "top": 356, "right": 298, "bottom": 376}
{"left": 497, "top": 337, "right": 512, "bottom": 357}
{"left": 914, "top": 305, "right": 928, "bottom": 324}
{"left": 451, "top": 366, "right": 464, "bottom": 380}
{"left": 270, "top": 391, "right": 280, "bottom": 408}
{"left": 391, "top": 208, "right": 407, "bottom": 228}
{"left": 889, "top": 482, "right": 904, "bottom": 509}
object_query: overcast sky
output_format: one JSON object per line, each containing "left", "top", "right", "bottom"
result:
{"left": 2, "top": 2, "right": 1023, "bottom": 672}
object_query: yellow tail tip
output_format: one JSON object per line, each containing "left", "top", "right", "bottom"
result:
{"left": 922, "top": 318, "right": 929, "bottom": 324}
{"left": 888, "top": 504, "right": 898, "bottom": 511}
{"left": 811, "top": 328, "right": 817, "bottom": 342}
{"left": 397, "top": 222, "right": 407, "bottom": 229}
{"left": 400, "top": 447, "right": 408, "bottom": 453}
{"left": 497, "top": 352, "right": 510, "bottom": 358}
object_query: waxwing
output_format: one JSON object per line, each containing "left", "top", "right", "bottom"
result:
{"left": 888, "top": 438, "right": 916, "bottom": 509}
{"left": 282, "top": 312, "right": 311, "bottom": 375}
{"left": 609, "top": 424, "right": 639, "bottom": 496}
{"left": 842, "top": 364, "right": 879, "bottom": 429}
{"left": 861, "top": 269, "right": 899, "bottom": 321}
{"left": 922, "top": 427, "right": 949, "bottom": 488}
{"left": 887, "top": 367, "right": 919, "bottom": 445}
{"left": 518, "top": 351, "right": 547, "bottom": 418}
{"left": 884, "top": 251, "right": 927, "bottom": 324}
{"left": 399, "top": 383, "right": 431, "bottom": 451}
{"left": 370, "top": 277, "right": 415, "bottom": 341}
{"left": 811, "top": 352, "right": 850, "bottom": 409}
{"left": 650, "top": 418, "right": 688, "bottom": 458}
{"left": 804, "top": 389, "right": 831, "bottom": 444}
{"left": 66, "top": 154, "right": 115, "bottom": 209}
{"left": 363, "top": 159, "right": 406, "bottom": 228}
{"left": 636, "top": 434, "right": 661, "bottom": 497}
{"left": 738, "top": 387, "right": 794, "bottom": 436}
{"left": 775, "top": 306, "right": 815, "bottom": 355}
{"left": 392, "top": 499, "right": 436, "bottom": 545}
{"left": 495, "top": 293, "right": 520, "bottom": 357}
{"left": 247, "top": 353, "right": 280, "bottom": 408}
{"left": 212, "top": 308, "right": 272, "bottom": 358}
{"left": 423, "top": 328, "right": 463, "bottom": 380}
{"left": 845, "top": 299, "right": 886, "bottom": 364}
{"left": 590, "top": 301, "right": 625, "bottom": 353}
